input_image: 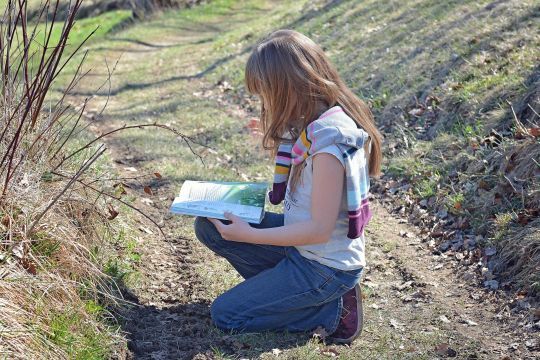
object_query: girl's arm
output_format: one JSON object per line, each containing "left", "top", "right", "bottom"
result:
{"left": 208, "top": 153, "right": 344, "bottom": 246}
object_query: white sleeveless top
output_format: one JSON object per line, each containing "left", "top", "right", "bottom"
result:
{"left": 283, "top": 145, "right": 366, "bottom": 270}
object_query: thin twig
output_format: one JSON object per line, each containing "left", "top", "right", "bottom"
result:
{"left": 26, "top": 145, "right": 107, "bottom": 236}
{"left": 55, "top": 123, "right": 204, "bottom": 170}
{"left": 51, "top": 170, "right": 167, "bottom": 240}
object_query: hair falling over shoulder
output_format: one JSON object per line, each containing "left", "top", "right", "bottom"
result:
{"left": 245, "top": 29, "right": 383, "bottom": 177}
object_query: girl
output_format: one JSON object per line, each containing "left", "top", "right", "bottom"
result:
{"left": 194, "top": 29, "right": 382, "bottom": 344}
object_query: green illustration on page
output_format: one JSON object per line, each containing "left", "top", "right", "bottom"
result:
{"left": 170, "top": 181, "right": 267, "bottom": 224}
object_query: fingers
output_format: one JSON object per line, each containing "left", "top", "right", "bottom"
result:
{"left": 223, "top": 211, "right": 239, "bottom": 221}
{"left": 207, "top": 217, "right": 223, "bottom": 231}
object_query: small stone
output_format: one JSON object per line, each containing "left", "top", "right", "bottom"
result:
{"left": 439, "top": 241, "right": 451, "bottom": 252}
{"left": 437, "top": 209, "right": 448, "bottom": 219}
{"left": 462, "top": 272, "right": 475, "bottom": 282}
{"left": 515, "top": 300, "right": 531, "bottom": 311}
{"left": 451, "top": 240, "right": 464, "bottom": 251}
{"left": 485, "top": 247, "right": 497, "bottom": 256}
{"left": 484, "top": 280, "right": 499, "bottom": 290}
{"left": 464, "top": 237, "right": 477, "bottom": 249}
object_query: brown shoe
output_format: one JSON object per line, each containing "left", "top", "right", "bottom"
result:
{"left": 329, "top": 283, "right": 363, "bottom": 344}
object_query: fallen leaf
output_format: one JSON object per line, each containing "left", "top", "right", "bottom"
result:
{"left": 113, "top": 183, "right": 128, "bottom": 196}
{"left": 154, "top": 172, "right": 163, "bottom": 179}
{"left": 144, "top": 186, "right": 153, "bottom": 195}
{"left": 390, "top": 318, "right": 405, "bottom": 330}
{"left": 12, "top": 242, "right": 24, "bottom": 259}
{"left": 461, "top": 318, "right": 478, "bottom": 326}
{"left": 1, "top": 215, "right": 11, "bottom": 227}
{"left": 139, "top": 226, "right": 153, "bottom": 234}
{"left": 528, "top": 127, "right": 540, "bottom": 137}
{"left": 320, "top": 347, "right": 340, "bottom": 357}
{"left": 312, "top": 326, "right": 329, "bottom": 341}
{"left": 439, "top": 315, "right": 451, "bottom": 323}
{"left": 141, "top": 198, "right": 154, "bottom": 206}
{"left": 107, "top": 204, "right": 119, "bottom": 220}
{"left": 21, "top": 258, "right": 37, "bottom": 275}
{"left": 247, "top": 118, "right": 260, "bottom": 130}
{"left": 408, "top": 108, "right": 425, "bottom": 117}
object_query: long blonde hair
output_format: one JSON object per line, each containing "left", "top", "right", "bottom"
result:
{"left": 245, "top": 30, "right": 382, "bottom": 187}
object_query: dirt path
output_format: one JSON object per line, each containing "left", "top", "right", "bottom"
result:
{"left": 69, "top": 3, "right": 538, "bottom": 359}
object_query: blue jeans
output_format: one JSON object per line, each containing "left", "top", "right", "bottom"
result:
{"left": 193, "top": 212, "right": 362, "bottom": 334}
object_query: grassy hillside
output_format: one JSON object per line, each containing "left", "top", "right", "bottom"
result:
{"left": 3, "top": 0, "right": 537, "bottom": 358}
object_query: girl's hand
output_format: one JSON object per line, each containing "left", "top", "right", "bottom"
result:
{"left": 208, "top": 212, "right": 253, "bottom": 242}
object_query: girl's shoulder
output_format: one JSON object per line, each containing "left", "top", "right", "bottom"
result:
{"left": 308, "top": 144, "right": 345, "bottom": 167}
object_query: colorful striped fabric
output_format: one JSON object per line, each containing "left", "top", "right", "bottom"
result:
{"left": 268, "top": 106, "right": 372, "bottom": 239}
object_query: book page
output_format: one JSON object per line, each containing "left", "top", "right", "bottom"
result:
{"left": 170, "top": 181, "right": 267, "bottom": 223}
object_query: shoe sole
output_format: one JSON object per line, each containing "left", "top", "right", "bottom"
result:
{"left": 330, "top": 283, "right": 363, "bottom": 344}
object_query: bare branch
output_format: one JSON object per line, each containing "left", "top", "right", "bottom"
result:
{"left": 26, "top": 145, "right": 107, "bottom": 236}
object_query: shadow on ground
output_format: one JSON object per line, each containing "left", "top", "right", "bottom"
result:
{"left": 121, "top": 299, "right": 309, "bottom": 359}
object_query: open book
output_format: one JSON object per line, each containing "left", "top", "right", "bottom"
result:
{"left": 170, "top": 181, "right": 267, "bottom": 224}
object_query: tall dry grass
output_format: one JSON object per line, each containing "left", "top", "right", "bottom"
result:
{"left": 0, "top": 1, "right": 129, "bottom": 357}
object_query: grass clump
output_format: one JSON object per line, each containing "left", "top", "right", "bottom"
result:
{"left": 0, "top": 1, "right": 146, "bottom": 357}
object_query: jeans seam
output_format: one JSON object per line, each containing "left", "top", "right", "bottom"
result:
{"left": 211, "top": 246, "right": 260, "bottom": 267}
{"left": 328, "top": 295, "right": 342, "bottom": 334}
{"left": 311, "top": 264, "right": 337, "bottom": 282}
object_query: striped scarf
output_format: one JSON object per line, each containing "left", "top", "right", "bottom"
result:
{"left": 269, "top": 106, "right": 372, "bottom": 239}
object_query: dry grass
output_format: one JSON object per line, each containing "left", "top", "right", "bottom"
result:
{"left": 496, "top": 218, "right": 540, "bottom": 294}
{"left": 0, "top": 1, "right": 136, "bottom": 358}
{"left": 0, "top": 139, "right": 129, "bottom": 359}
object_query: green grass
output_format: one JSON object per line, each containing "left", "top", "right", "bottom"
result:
{"left": 46, "top": 310, "right": 113, "bottom": 360}
{"left": 8, "top": 8, "right": 132, "bottom": 72}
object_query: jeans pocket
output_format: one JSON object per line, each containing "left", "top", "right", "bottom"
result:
{"left": 307, "top": 259, "right": 339, "bottom": 282}
{"left": 335, "top": 268, "right": 363, "bottom": 288}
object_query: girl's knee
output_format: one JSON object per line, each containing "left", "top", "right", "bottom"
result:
{"left": 194, "top": 216, "right": 208, "bottom": 238}
{"left": 194, "top": 217, "right": 216, "bottom": 245}
{"left": 210, "top": 295, "right": 233, "bottom": 330}
{"left": 210, "top": 293, "right": 244, "bottom": 331}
